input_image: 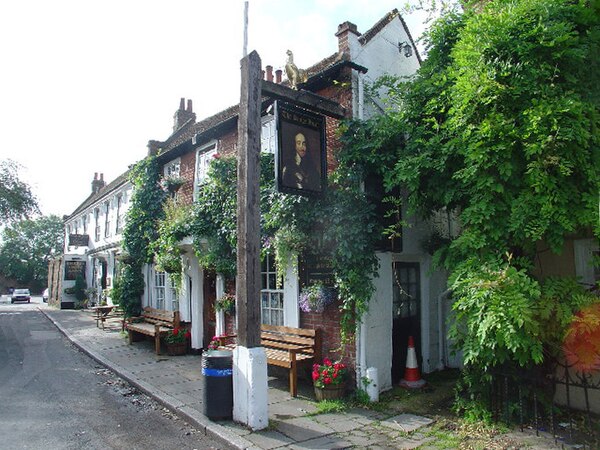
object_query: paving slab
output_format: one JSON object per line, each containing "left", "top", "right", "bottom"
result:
{"left": 275, "top": 417, "right": 335, "bottom": 442}
{"left": 380, "top": 413, "right": 434, "bottom": 433}
{"left": 245, "top": 429, "right": 295, "bottom": 450}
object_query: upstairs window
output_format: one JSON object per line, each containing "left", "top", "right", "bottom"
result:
{"left": 164, "top": 158, "right": 181, "bottom": 178}
{"left": 194, "top": 142, "right": 217, "bottom": 198}
{"left": 115, "top": 195, "right": 123, "bottom": 233}
{"left": 104, "top": 201, "right": 111, "bottom": 238}
{"left": 94, "top": 208, "right": 100, "bottom": 242}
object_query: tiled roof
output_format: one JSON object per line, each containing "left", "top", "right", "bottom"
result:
{"left": 66, "top": 171, "right": 130, "bottom": 220}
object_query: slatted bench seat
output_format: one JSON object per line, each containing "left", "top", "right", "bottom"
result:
{"left": 220, "top": 324, "right": 321, "bottom": 397}
{"left": 126, "top": 307, "right": 180, "bottom": 355}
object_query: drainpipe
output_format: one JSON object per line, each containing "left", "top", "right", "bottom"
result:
{"left": 437, "top": 289, "right": 452, "bottom": 369}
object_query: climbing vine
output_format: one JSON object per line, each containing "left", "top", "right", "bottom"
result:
{"left": 182, "top": 152, "right": 381, "bottom": 343}
{"left": 118, "top": 156, "right": 166, "bottom": 317}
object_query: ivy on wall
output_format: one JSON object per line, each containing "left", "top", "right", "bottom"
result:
{"left": 118, "top": 156, "right": 166, "bottom": 317}
{"left": 151, "top": 152, "right": 383, "bottom": 342}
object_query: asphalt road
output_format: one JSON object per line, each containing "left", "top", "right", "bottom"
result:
{"left": 0, "top": 297, "right": 230, "bottom": 450}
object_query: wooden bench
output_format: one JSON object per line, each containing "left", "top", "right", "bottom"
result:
{"left": 126, "top": 307, "right": 180, "bottom": 355}
{"left": 220, "top": 324, "right": 321, "bottom": 397}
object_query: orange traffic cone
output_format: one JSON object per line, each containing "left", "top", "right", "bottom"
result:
{"left": 399, "top": 336, "right": 426, "bottom": 389}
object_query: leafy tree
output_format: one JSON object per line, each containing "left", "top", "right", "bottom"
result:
{"left": 0, "top": 160, "right": 39, "bottom": 224}
{"left": 0, "top": 215, "right": 64, "bottom": 291}
{"left": 342, "top": 0, "right": 600, "bottom": 417}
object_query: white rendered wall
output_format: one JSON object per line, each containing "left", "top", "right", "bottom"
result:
{"left": 363, "top": 252, "right": 394, "bottom": 392}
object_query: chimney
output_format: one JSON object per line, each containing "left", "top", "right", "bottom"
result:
{"left": 275, "top": 69, "right": 282, "bottom": 84}
{"left": 266, "top": 65, "right": 274, "bottom": 82}
{"left": 147, "top": 140, "right": 161, "bottom": 156}
{"left": 91, "top": 172, "right": 106, "bottom": 194}
{"left": 335, "top": 21, "right": 360, "bottom": 55}
{"left": 173, "top": 97, "right": 196, "bottom": 132}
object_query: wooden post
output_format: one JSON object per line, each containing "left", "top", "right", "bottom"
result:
{"left": 233, "top": 50, "right": 269, "bottom": 430}
{"left": 236, "top": 50, "right": 262, "bottom": 348}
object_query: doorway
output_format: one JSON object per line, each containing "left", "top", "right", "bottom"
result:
{"left": 391, "top": 262, "right": 421, "bottom": 384}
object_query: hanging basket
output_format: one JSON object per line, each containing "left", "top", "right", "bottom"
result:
{"left": 314, "top": 384, "right": 345, "bottom": 401}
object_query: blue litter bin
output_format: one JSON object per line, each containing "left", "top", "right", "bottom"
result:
{"left": 201, "top": 350, "right": 233, "bottom": 420}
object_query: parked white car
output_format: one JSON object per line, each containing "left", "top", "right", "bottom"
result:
{"left": 11, "top": 289, "right": 31, "bottom": 304}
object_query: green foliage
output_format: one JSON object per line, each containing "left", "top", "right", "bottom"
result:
{"left": 0, "top": 160, "right": 39, "bottom": 225}
{"left": 536, "top": 276, "right": 599, "bottom": 357}
{"left": 120, "top": 156, "right": 166, "bottom": 317}
{"left": 0, "top": 215, "right": 64, "bottom": 290}
{"left": 342, "top": 0, "right": 600, "bottom": 416}
{"left": 152, "top": 198, "right": 190, "bottom": 290}
{"left": 186, "top": 152, "right": 380, "bottom": 342}
{"left": 188, "top": 156, "right": 239, "bottom": 276}
{"left": 73, "top": 274, "right": 87, "bottom": 302}
{"left": 117, "top": 262, "right": 144, "bottom": 317}
{"left": 449, "top": 256, "right": 543, "bottom": 370}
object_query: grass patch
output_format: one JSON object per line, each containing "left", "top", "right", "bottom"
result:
{"left": 309, "top": 398, "right": 350, "bottom": 415}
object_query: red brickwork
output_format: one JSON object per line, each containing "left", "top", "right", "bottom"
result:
{"left": 300, "top": 302, "right": 356, "bottom": 372}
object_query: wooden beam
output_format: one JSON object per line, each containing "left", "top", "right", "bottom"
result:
{"left": 236, "top": 50, "right": 263, "bottom": 349}
{"left": 261, "top": 80, "right": 346, "bottom": 119}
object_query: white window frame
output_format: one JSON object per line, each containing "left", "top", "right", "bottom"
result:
{"left": 104, "top": 201, "right": 111, "bottom": 238}
{"left": 193, "top": 141, "right": 218, "bottom": 199}
{"left": 261, "top": 253, "right": 284, "bottom": 326}
{"left": 154, "top": 270, "right": 166, "bottom": 309}
{"left": 164, "top": 158, "right": 181, "bottom": 178}
{"left": 115, "top": 195, "right": 123, "bottom": 234}
{"left": 261, "top": 115, "right": 276, "bottom": 154}
{"left": 94, "top": 208, "right": 100, "bottom": 242}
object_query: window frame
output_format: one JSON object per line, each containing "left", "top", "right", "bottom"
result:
{"left": 193, "top": 141, "right": 218, "bottom": 199}
{"left": 261, "top": 252, "right": 284, "bottom": 326}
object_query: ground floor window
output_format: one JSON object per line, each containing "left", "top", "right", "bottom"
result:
{"left": 154, "top": 271, "right": 166, "bottom": 309}
{"left": 261, "top": 253, "right": 284, "bottom": 325}
{"left": 152, "top": 268, "right": 179, "bottom": 310}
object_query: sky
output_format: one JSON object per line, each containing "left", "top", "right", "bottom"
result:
{"left": 0, "top": 0, "right": 428, "bottom": 218}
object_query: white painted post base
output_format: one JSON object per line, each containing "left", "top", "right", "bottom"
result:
{"left": 233, "top": 345, "right": 269, "bottom": 430}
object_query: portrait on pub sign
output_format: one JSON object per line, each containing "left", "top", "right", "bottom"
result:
{"left": 276, "top": 103, "right": 326, "bottom": 195}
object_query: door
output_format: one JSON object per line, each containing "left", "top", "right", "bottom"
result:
{"left": 391, "top": 262, "right": 421, "bottom": 384}
{"left": 202, "top": 271, "right": 216, "bottom": 348}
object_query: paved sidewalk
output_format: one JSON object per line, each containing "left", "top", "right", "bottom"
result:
{"left": 41, "top": 307, "right": 438, "bottom": 449}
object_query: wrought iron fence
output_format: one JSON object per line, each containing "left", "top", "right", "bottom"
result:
{"left": 490, "top": 363, "right": 599, "bottom": 449}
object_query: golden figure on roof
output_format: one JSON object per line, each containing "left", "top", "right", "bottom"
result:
{"left": 285, "top": 50, "right": 308, "bottom": 90}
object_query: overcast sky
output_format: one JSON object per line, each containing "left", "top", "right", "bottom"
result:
{"left": 0, "top": 0, "right": 427, "bottom": 218}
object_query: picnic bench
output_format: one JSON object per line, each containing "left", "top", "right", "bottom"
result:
{"left": 91, "top": 305, "right": 125, "bottom": 330}
{"left": 220, "top": 324, "right": 321, "bottom": 397}
{"left": 126, "top": 307, "right": 180, "bottom": 355}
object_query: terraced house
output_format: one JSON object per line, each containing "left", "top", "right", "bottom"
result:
{"left": 59, "top": 9, "right": 462, "bottom": 394}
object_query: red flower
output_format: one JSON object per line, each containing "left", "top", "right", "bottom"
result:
{"left": 324, "top": 377, "right": 332, "bottom": 385}
{"left": 185, "top": 331, "right": 191, "bottom": 339}
{"left": 172, "top": 328, "right": 179, "bottom": 335}
{"left": 323, "top": 357, "right": 332, "bottom": 366}
{"left": 312, "top": 371, "right": 319, "bottom": 381}
{"left": 332, "top": 372, "right": 338, "bottom": 378}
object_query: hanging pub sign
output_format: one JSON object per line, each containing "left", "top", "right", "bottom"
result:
{"left": 276, "top": 102, "right": 327, "bottom": 196}
{"left": 64, "top": 260, "right": 86, "bottom": 281}
{"left": 68, "top": 234, "right": 89, "bottom": 247}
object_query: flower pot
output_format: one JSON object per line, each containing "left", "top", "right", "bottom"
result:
{"left": 314, "top": 384, "right": 345, "bottom": 401}
{"left": 166, "top": 342, "right": 187, "bottom": 356}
